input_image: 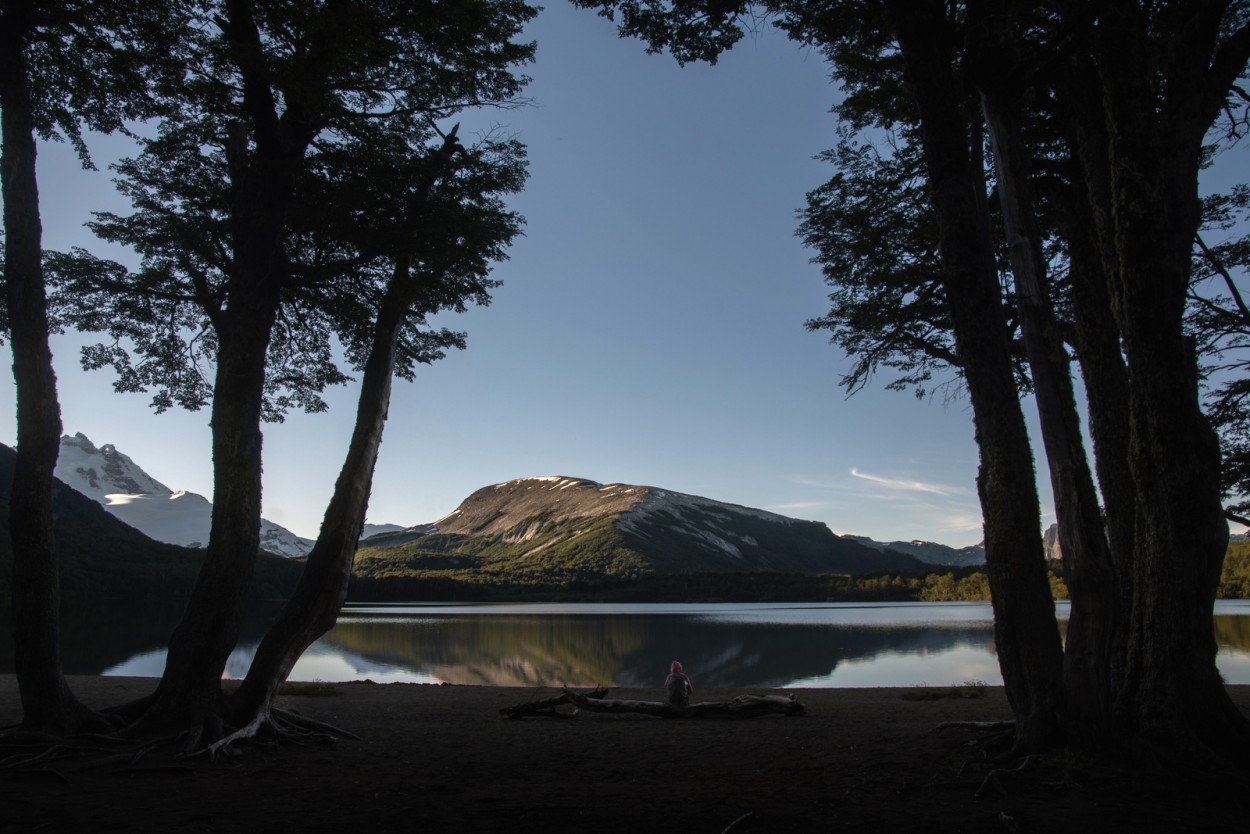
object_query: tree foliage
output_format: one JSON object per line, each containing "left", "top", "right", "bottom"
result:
{"left": 46, "top": 1, "right": 534, "bottom": 422}
{"left": 798, "top": 127, "right": 957, "bottom": 398}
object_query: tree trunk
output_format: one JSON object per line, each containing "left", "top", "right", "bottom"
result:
{"left": 0, "top": 4, "right": 101, "bottom": 735}
{"left": 888, "top": 0, "right": 1065, "bottom": 752}
{"left": 230, "top": 261, "right": 420, "bottom": 724}
{"left": 1056, "top": 97, "right": 1137, "bottom": 731}
{"left": 972, "top": 9, "right": 1119, "bottom": 744}
{"left": 1073, "top": 5, "right": 1250, "bottom": 758}
{"left": 136, "top": 296, "right": 277, "bottom": 743}
{"left": 131, "top": 1, "right": 309, "bottom": 746}
{"left": 228, "top": 127, "right": 467, "bottom": 728}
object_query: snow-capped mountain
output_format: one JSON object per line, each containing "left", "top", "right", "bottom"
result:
{"left": 360, "top": 475, "right": 931, "bottom": 575}
{"left": 56, "top": 433, "right": 315, "bottom": 558}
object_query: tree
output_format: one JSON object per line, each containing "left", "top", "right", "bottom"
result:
{"left": 966, "top": 0, "right": 1122, "bottom": 745}
{"left": 45, "top": 0, "right": 536, "bottom": 748}
{"left": 224, "top": 126, "right": 527, "bottom": 746}
{"left": 573, "top": 0, "right": 1250, "bottom": 759}
{"left": 0, "top": 0, "right": 189, "bottom": 734}
{"left": 576, "top": 0, "right": 1066, "bottom": 751}
{"left": 1054, "top": 0, "right": 1250, "bottom": 757}
{"left": 1190, "top": 184, "right": 1250, "bottom": 524}
{"left": 798, "top": 126, "right": 963, "bottom": 399}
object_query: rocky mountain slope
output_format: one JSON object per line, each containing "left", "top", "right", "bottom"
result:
{"left": 357, "top": 476, "right": 931, "bottom": 582}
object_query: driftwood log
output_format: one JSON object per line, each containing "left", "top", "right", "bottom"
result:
{"left": 500, "top": 689, "right": 804, "bottom": 720}
{"left": 499, "top": 688, "right": 610, "bottom": 719}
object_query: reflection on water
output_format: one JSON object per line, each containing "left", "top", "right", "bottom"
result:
{"left": 4, "top": 601, "right": 1250, "bottom": 689}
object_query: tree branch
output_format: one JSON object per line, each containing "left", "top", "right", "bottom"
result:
{"left": 1196, "top": 232, "right": 1250, "bottom": 325}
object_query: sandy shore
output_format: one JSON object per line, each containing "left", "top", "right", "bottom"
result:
{"left": 2, "top": 676, "right": 1248, "bottom": 832}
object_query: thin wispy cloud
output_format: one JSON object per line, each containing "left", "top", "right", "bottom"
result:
{"left": 785, "top": 469, "right": 984, "bottom": 546}
{"left": 767, "top": 500, "right": 831, "bottom": 513}
{"left": 787, "top": 475, "right": 847, "bottom": 491}
{"left": 935, "top": 512, "right": 986, "bottom": 537}
{"left": 849, "top": 468, "right": 968, "bottom": 498}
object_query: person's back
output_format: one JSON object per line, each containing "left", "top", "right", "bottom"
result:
{"left": 664, "top": 660, "right": 693, "bottom": 707}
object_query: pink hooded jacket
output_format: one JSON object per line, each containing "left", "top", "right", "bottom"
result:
{"left": 664, "top": 660, "right": 693, "bottom": 694}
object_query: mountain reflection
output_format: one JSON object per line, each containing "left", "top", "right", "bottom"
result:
{"left": 319, "top": 613, "right": 998, "bottom": 688}
{"left": 1, "top": 602, "right": 1247, "bottom": 687}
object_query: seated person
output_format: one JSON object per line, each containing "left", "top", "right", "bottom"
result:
{"left": 665, "top": 660, "right": 694, "bottom": 707}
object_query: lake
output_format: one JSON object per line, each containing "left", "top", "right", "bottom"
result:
{"left": 43, "top": 599, "right": 1250, "bottom": 689}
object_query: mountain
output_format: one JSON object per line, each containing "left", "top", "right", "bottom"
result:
{"left": 361, "top": 522, "right": 406, "bottom": 539}
{"left": 1043, "top": 523, "right": 1062, "bottom": 562}
{"left": 56, "top": 433, "right": 315, "bottom": 558}
{"left": 843, "top": 535, "right": 986, "bottom": 568}
{"left": 0, "top": 443, "right": 300, "bottom": 603}
{"left": 355, "top": 476, "right": 931, "bottom": 587}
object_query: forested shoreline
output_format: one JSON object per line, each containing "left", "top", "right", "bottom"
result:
{"left": 9, "top": 544, "right": 1248, "bottom": 607}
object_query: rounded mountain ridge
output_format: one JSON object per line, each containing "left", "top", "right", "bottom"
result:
{"left": 437, "top": 476, "right": 650, "bottom": 537}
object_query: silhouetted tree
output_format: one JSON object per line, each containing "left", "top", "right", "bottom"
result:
{"left": 0, "top": 0, "right": 189, "bottom": 734}
{"left": 574, "top": 0, "right": 1250, "bottom": 759}
{"left": 46, "top": 0, "right": 535, "bottom": 749}
{"left": 577, "top": 0, "right": 1066, "bottom": 750}
{"left": 223, "top": 126, "right": 526, "bottom": 748}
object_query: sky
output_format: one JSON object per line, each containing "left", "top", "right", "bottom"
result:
{"left": 2, "top": 4, "right": 1241, "bottom": 549}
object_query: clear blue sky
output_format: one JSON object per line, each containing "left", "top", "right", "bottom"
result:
{"left": 13, "top": 4, "right": 1231, "bottom": 549}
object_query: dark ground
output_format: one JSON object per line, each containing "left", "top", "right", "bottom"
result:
{"left": 2, "top": 677, "right": 1248, "bottom": 832}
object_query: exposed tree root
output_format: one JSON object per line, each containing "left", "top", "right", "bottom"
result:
{"left": 721, "top": 811, "right": 755, "bottom": 833}
{"left": 100, "top": 692, "right": 158, "bottom": 724}
{"left": 0, "top": 731, "right": 140, "bottom": 771}
{"left": 975, "top": 755, "right": 1035, "bottom": 798}
{"left": 201, "top": 705, "right": 361, "bottom": 760}
{"left": 2, "top": 696, "right": 358, "bottom": 771}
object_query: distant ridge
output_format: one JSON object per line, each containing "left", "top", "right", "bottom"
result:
{"left": 843, "top": 535, "right": 985, "bottom": 568}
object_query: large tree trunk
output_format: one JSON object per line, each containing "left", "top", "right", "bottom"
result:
{"left": 1058, "top": 186, "right": 1135, "bottom": 735}
{"left": 972, "top": 8, "right": 1119, "bottom": 744}
{"left": 888, "top": 0, "right": 1065, "bottom": 752}
{"left": 1056, "top": 81, "right": 1137, "bottom": 735}
{"left": 229, "top": 262, "right": 420, "bottom": 726}
{"left": 129, "top": 0, "right": 311, "bottom": 747}
{"left": 0, "top": 4, "right": 101, "bottom": 735}
{"left": 228, "top": 128, "right": 467, "bottom": 729}
{"left": 1072, "top": 4, "right": 1250, "bottom": 758}
{"left": 136, "top": 297, "right": 278, "bottom": 744}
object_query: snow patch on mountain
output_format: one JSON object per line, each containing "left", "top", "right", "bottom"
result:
{"left": 58, "top": 433, "right": 172, "bottom": 499}
{"left": 618, "top": 487, "right": 795, "bottom": 557}
{"left": 55, "top": 433, "right": 316, "bottom": 558}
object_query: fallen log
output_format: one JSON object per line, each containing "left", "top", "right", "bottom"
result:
{"left": 500, "top": 689, "right": 805, "bottom": 720}
{"left": 561, "top": 689, "right": 804, "bottom": 719}
{"left": 499, "top": 688, "right": 609, "bottom": 720}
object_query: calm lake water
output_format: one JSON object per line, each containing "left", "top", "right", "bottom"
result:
{"left": 31, "top": 599, "right": 1249, "bottom": 689}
